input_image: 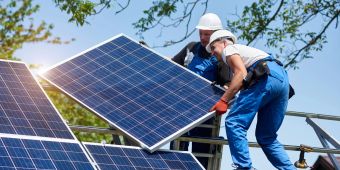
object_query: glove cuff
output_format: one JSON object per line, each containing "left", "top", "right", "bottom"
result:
{"left": 220, "top": 97, "right": 228, "bottom": 104}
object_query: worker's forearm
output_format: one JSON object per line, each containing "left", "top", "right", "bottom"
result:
{"left": 221, "top": 72, "right": 243, "bottom": 102}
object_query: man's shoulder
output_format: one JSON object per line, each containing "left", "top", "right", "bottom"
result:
{"left": 186, "top": 41, "right": 200, "bottom": 51}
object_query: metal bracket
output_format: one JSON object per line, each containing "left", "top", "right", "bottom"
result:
{"left": 306, "top": 118, "right": 340, "bottom": 169}
{"left": 294, "top": 144, "right": 313, "bottom": 168}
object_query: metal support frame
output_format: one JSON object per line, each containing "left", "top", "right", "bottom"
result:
{"left": 68, "top": 125, "right": 120, "bottom": 134}
{"left": 286, "top": 111, "right": 340, "bottom": 121}
{"left": 69, "top": 122, "right": 340, "bottom": 169}
{"left": 109, "top": 124, "right": 138, "bottom": 146}
{"left": 42, "top": 83, "right": 340, "bottom": 169}
{"left": 206, "top": 115, "right": 223, "bottom": 170}
{"left": 294, "top": 144, "right": 313, "bottom": 168}
{"left": 177, "top": 136, "right": 340, "bottom": 154}
{"left": 306, "top": 118, "right": 340, "bottom": 169}
{"left": 68, "top": 125, "right": 340, "bottom": 155}
{"left": 171, "top": 116, "right": 222, "bottom": 170}
{"left": 68, "top": 124, "right": 340, "bottom": 169}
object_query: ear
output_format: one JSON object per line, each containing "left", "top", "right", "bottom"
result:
{"left": 223, "top": 40, "right": 228, "bottom": 48}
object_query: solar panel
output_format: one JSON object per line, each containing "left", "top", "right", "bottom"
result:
{"left": 41, "top": 34, "right": 224, "bottom": 152}
{"left": 0, "top": 134, "right": 95, "bottom": 169}
{"left": 84, "top": 142, "right": 204, "bottom": 170}
{"left": 0, "top": 60, "right": 74, "bottom": 139}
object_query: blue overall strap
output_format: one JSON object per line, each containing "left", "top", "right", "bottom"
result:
{"left": 187, "top": 43, "right": 218, "bottom": 81}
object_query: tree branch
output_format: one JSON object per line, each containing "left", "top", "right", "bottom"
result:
{"left": 284, "top": 10, "right": 340, "bottom": 68}
{"left": 247, "top": 0, "right": 284, "bottom": 45}
{"left": 115, "top": 0, "right": 131, "bottom": 14}
{"left": 151, "top": 0, "right": 209, "bottom": 48}
{"left": 93, "top": 0, "right": 112, "bottom": 15}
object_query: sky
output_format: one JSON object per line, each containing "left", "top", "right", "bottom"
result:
{"left": 14, "top": 0, "right": 340, "bottom": 169}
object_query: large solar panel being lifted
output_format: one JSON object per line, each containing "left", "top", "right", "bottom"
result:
{"left": 0, "top": 60, "right": 74, "bottom": 139}
{"left": 0, "top": 135, "right": 95, "bottom": 169}
{"left": 84, "top": 143, "right": 204, "bottom": 170}
{"left": 41, "top": 34, "right": 224, "bottom": 152}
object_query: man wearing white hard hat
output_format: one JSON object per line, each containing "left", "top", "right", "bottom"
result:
{"left": 172, "top": 13, "right": 232, "bottom": 85}
{"left": 207, "top": 30, "right": 296, "bottom": 169}
{"left": 171, "top": 13, "right": 233, "bottom": 168}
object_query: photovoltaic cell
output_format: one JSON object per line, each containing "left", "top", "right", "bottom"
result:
{"left": 84, "top": 143, "right": 204, "bottom": 170}
{"left": 0, "top": 60, "right": 74, "bottom": 139}
{"left": 0, "top": 135, "right": 95, "bottom": 170}
{"left": 41, "top": 34, "right": 224, "bottom": 152}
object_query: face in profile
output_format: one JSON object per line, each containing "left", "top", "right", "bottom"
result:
{"left": 199, "top": 30, "right": 214, "bottom": 47}
{"left": 210, "top": 40, "right": 226, "bottom": 61}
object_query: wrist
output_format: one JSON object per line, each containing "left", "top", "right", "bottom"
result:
{"left": 220, "top": 97, "right": 228, "bottom": 103}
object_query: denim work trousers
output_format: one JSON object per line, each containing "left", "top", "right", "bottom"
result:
{"left": 225, "top": 61, "right": 296, "bottom": 170}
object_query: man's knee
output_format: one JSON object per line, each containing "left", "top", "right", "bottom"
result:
{"left": 255, "top": 133, "right": 277, "bottom": 146}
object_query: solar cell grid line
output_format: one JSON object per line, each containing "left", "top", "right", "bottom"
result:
{"left": 0, "top": 134, "right": 96, "bottom": 170}
{"left": 83, "top": 142, "right": 205, "bottom": 170}
{"left": 40, "top": 34, "right": 225, "bottom": 152}
{"left": 0, "top": 59, "right": 74, "bottom": 139}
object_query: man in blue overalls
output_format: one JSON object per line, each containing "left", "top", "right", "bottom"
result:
{"left": 171, "top": 13, "right": 232, "bottom": 168}
{"left": 207, "top": 30, "right": 296, "bottom": 170}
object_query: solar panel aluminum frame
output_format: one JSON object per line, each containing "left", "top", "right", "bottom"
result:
{"left": 82, "top": 142, "right": 206, "bottom": 170}
{"left": 0, "top": 59, "right": 78, "bottom": 140}
{"left": 0, "top": 133, "right": 97, "bottom": 169}
{"left": 40, "top": 34, "right": 219, "bottom": 152}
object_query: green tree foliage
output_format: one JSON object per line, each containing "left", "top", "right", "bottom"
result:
{"left": 53, "top": 0, "right": 97, "bottom": 26}
{"left": 226, "top": 0, "right": 340, "bottom": 69}
{"left": 54, "top": 0, "right": 210, "bottom": 47}
{"left": 0, "top": 0, "right": 68, "bottom": 60}
{"left": 54, "top": 0, "right": 339, "bottom": 69}
{"left": 132, "top": 0, "right": 208, "bottom": 47}
{"left": 134, "top": 0, "right": 339, "bottom": 69}
{"left": 46, "top": 90, "right": 112, "bottom": 143}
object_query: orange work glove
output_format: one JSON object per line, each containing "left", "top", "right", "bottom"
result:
{"left": 209, "top": 98, "right": 228, "bottom": 115}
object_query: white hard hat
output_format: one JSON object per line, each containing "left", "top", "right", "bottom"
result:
{"left": 206, "top": 29, "right": 237, "bottom": 53}
{"left": 196, "top": 13, "right": 223, "bottom": 30}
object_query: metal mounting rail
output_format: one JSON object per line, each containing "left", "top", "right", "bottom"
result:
{"left": 177, "top": 136, "right": 340, "bottom": 155}
{"left": 68, "top": 125, "right": 340, "bottom": 155}
{"left": 69, "top": 125, "right": 120, "bottom": 134}
{"left": 286, "top": 111, "right": 340, "bottom": 121}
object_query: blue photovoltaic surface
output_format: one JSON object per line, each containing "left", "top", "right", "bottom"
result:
{"left": 0, "top": 60, "right": 74, "bottom": 139}
{"left": 0, "top": 136, "right": 95, "bottom": 170}
{"left": 41, "top": 34, "right": 224, "bottom": 151}
{"left": 84, "top": 143, "right": 204, "bottom": 170}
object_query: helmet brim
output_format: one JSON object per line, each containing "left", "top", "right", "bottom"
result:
{"left": 195, "top": 25, "right": 222, "bottom": 31}
{"left": 206, "top": 43, "right": 212, "bottom": 53}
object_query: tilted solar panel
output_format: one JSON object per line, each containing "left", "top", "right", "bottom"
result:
{"left": 0, "top": 134, "right": 95, "bottom": 169}
{"left": 84, "top": 142, "right": 204, "bottom": 170}
{"left": 41, "top": 34, "right": 224, "bottom": 152}
{"left": 0, "top": 60, "right": 74, "bottom": 139}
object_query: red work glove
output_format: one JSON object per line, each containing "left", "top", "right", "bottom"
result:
{"left": 209, "top": 98, "right": 228, "bottom": 115}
